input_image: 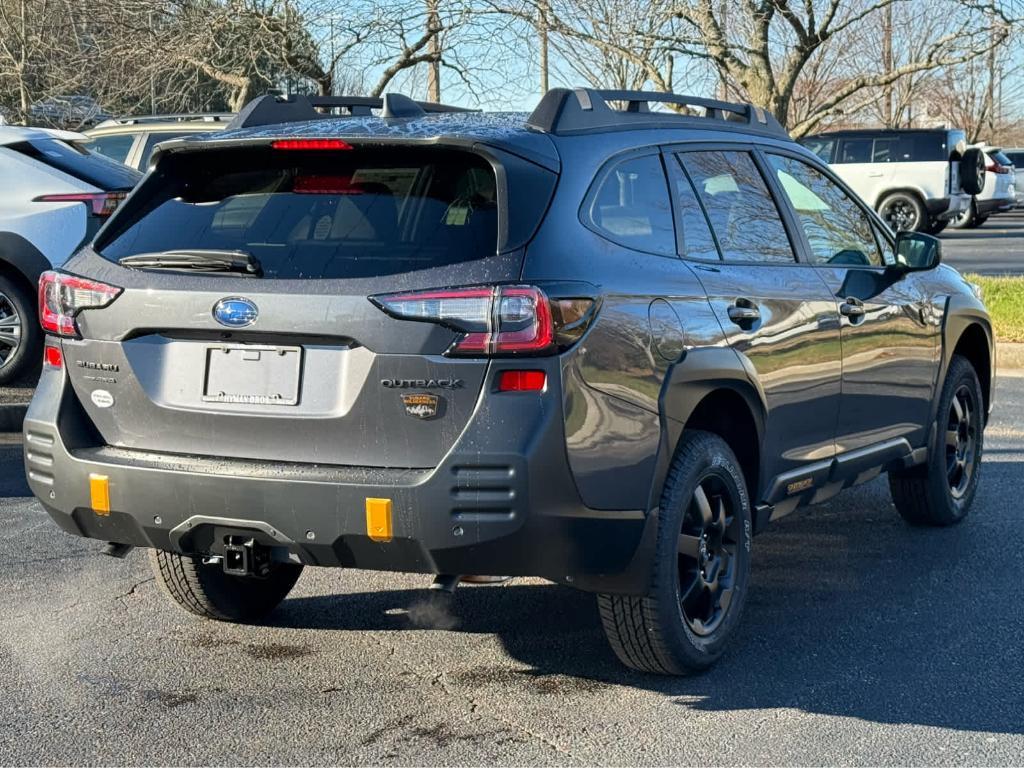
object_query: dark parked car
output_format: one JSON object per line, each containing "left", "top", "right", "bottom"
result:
{"left": 25, "top": 90, "right": 993, "bottom": 674}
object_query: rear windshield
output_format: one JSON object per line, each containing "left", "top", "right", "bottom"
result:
{"left": 97, "top": 146, "right": 499, "bottom": 279}
{"left": 8, "top": 138, "right": 140, "bottom": 189}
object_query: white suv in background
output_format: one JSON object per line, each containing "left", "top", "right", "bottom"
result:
{"left": 800, "top": 128, "right": 984, "bottom": 234}
{"left": 1000, "top": 148, "right": 1024, "bottom": 207}
{"left": 0, "top": 126, "right": 139, "bottom": 383}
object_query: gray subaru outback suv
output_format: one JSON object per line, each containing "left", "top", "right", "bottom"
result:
{"left": 24, "top": 90, "right": 993, "bottom": 674}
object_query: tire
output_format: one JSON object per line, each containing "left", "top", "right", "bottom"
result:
{"left": 598, "top": 430, "right": 753, "bottom": 674}
{"left": 0, "top": 275, "right": 41, "bottom": 386}
{"left": 149, "top": 549, "right": 303, "bottom": 622}
{"left": 960, "top": 148, "right": 986, "bottom": 195}
{"left": 888, "top": 355, "right": 984, "bottom": 526}
{"left": 973, "top": 215, "right": 989, "bottom": 227}
{"left": 878, "top": 192, "right": 927, "bottom": 232}
{"left": 949, "top": 199, "right": 977, "bottom": 229}
{"left": 924, "top": 219, "right": 948, "bottom": 235}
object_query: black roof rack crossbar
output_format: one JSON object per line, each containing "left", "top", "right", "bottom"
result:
{"left": 526, "top": 87, "right": 786, "bottom": 138}
{"left": 228, "top": 93, "right": 476, "bottom": 130}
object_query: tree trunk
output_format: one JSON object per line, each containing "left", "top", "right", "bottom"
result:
{"left": 426, "top": 0, "right": 440, "bottom": 101}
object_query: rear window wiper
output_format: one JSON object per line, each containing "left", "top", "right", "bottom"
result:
{"left": 117, "top": 250, "right": 263, "bottom": 276}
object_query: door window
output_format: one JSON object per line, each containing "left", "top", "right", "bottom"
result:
{"left": 668, "top": 162, "right": 721, "bottom": 261}
{"left": 586, "top": 153, "right": 676, "bottom": 255}
{"left": 676, "top": 150, "right": 796, "bottom": 264}
{"left": 87, "top": 133, "right": 137, "bottom": 165}
{"left": 838, "top": 139, "right": 872, "bottom": 163}
{"left": 767, "top": 154, "right": 886, "bottom": 267}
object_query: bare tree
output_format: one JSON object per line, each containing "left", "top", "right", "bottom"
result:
{"left": 499, "top": 0, "right": 1019, "bottom": 136}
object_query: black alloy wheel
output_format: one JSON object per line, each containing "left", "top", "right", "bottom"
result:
{"left": 946, "top": 384, "right": 979, "bottom": 500}
{"left": 677, "top": 475, "right": 742, "bottom": 636}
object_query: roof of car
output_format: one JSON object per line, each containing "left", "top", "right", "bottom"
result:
{"left": 157, "top": 88, "right": 793, "bottom": 173}
{"left": 161, "top": 110, "right": 563, "bottom": 169}
{"left": 804, "top": 128, "right": 959, "bottom": 138}
{"left": 0, "top": 125, "right": 86, "bottom": 147}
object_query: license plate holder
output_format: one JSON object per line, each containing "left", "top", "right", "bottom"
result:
{"left": 203, "top": 344, "right": 302, "bottom": 406}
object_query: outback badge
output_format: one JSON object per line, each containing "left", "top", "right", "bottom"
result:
{"left": 401, "top": 393, "right": 440, "bottom": 420}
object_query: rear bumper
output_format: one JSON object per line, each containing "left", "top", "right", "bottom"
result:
{"left": 23, "top": 364, "right": 657, "bottom": 595}
{"left": 928, "top": 194, "right": 970, "bottom": 220}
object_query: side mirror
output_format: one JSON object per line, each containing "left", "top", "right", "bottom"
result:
{"left": 894, "top": 230, "right": 942, "bottom": 271}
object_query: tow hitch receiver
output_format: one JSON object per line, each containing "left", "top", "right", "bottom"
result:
{"left": 222, "top": 537, "right": 272, "bottom": 577}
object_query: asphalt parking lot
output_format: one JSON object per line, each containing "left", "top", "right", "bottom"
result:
{"left": 0, "top": 374, "right": 1021, "bottom": 766}
{"left": 941, "top": 209, "right": 1024, "bottom": 275}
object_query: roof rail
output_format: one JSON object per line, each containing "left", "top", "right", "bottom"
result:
{"left": 228, "top": 93, "right": 476, "bottom": 130}
{"left": 526, "top": 88, "right": 787, "bottom": 138}
{"left": 96, "top": 113, "right": 235, "bottom": 128}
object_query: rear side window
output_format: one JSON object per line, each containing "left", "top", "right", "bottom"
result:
{"left": 838, "top": 139, "right": 872, "bottom": 164}
{"left": 871, "top": 137, "right": 914, "bottom": 163}
{"left": 9, "top": 139, "right": 140, "bottom": 189}
{"left": 586, "top": 153, "right": 675, "bottom": 255}
{"left": 1003, "top": 151, "right": 1024, "bottom": 166}
{"left": 676, "top": 150, "right": 795, "bottom": 264}
{"left": 98, "top": 146, "right": 500, "bottom": 279}
{"left": 87, "top": 133, "right": 137, "bottom": 165}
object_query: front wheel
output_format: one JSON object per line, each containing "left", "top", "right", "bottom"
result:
{"left": 149, "top": 549, "right": 303, "bottom": 622}
{"left": 889, "top": 355, "right": 984, "bottom": 526}
{"left": 598, "top": 431, "right": 752, "bottom": 674}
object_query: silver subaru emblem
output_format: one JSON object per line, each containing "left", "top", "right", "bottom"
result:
{"left": 213, "top": 297, "right": 258, "bottom": 328}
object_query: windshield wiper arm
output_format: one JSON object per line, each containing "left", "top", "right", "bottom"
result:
{"left": 118, "top": 250, "right": 262, "bottom": 276}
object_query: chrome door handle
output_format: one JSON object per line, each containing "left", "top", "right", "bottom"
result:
{"left": 840, "top": 299, "right": 865, "bottom": 318}
{"left": 727, "top": 300, "right": 761, "bottom": 325}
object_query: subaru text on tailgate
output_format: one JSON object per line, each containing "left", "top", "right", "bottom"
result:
{"left": 24, "top": 90, "right": 994, "bottom": 674}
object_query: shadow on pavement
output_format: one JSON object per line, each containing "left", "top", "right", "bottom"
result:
{"left": 278, "top": 459, "right": 1024, "bottom": 736}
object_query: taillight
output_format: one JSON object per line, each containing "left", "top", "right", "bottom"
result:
{"left": 272, "top": 138, "right": 353, "bottom": 150}
{"left": 986, "top": 162, "right": 1010, "bottom": 174}
{"left": 370, "top": 285, "right": 594, "bottom": 357}
{"left": 33, "top": 191, "right": 127, "bottom": 217}
{"left": 38, "top": 271, "right": 122, "bottom": 337}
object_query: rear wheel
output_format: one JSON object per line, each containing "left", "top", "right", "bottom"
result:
{"left": 924, "top": 218, "right": 948, "bottom": 235}
{"left": 949, "top": 199, "right": 977, "bottom": 229}
{"left": 889, "top": 355, "right": 984, "bottom": 526}
{"left": 878, "top": 192, "right": 926, "bottom": 232}
{"left": 0, "top": 275, "right": 40, "bottom": 386}
{"left": 598, "top": 431, "right": 752, "bottom": 674}
{"left": 973, "top": 215, "right": 990, "bottom": 227}
{"left": 149, "top": 549, "right": 303, "bottom": 622}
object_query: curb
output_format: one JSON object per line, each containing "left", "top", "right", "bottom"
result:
{"left": 0, "top": 403, "right": 27, "bottom": 433}
{"left": 998, "top": 342, "right": 1024, "bottom": 373}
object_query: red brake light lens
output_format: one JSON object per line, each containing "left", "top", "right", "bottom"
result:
{"left": 38, "top": 271, "right": 122, "bottom": 337}
{"left": 272, "top": 138, "right": 353, "bottom": 151}
{"left": 33, "top": 191, "right": 127, "bottom": 217}
{"left": 498, "top": 370, "right": 547, "bottom": 391}
{"left": 371, "top": 286, "right": 559, "bottom": 357}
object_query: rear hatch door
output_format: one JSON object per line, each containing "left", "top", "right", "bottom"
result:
{"left": 62, "top": 140, "right": 554, "bottom": 468}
